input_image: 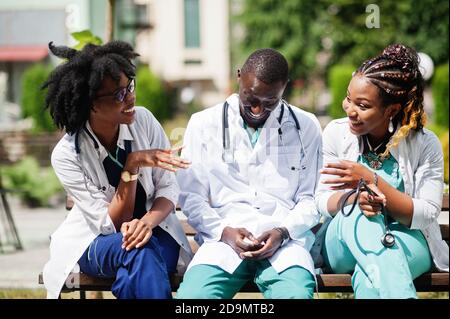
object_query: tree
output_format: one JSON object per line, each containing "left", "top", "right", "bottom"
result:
{"left": 234, "top": 0, "right": 327, "bottom": 83}
{"left": 321, "top": 0, "right": 449, "bottom": 68}
{"left": 21, "top": 64, "right": 54, "bottom": 132}
{"left": 235, "top": 0, "right": 449, "bottom": 87}
{"left": 106, "top": 0, "right": 116, "bottom": 41}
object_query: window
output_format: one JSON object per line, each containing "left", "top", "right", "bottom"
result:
{"left": 184, "top": 0, "right": 200, "bottom": 48}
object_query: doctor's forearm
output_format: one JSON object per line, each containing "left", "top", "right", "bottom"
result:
{"left": 376, "top": 177, "right": 413, "bottom": 227}
{"left": 108, "top": 180, "right": 138, "bottom": 230}
{"left": 326, "top": 191, "right": 357, "bottom": 217}
{"left": 141, "top": 197, "right": 174, "bottom": 229}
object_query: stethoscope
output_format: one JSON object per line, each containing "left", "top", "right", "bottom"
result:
{"left": 74, "top": 126, "right": 108, "bottom": 199}
{"left": 221, "top": 99, "right": 307, "bottom": 170}
{"left": 340, "top": 179, "right": 395, "bottom": 248}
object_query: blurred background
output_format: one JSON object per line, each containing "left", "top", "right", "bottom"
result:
{"left": 0, "top": 0, "right": 448, "bottom": 299}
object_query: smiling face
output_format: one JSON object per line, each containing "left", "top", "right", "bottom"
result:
{"left": 238, "top": 71, "right": 286, "bottom": 128}
{"left": 91, "top": 72, "right": 136, "bottom": 126}
{"left": 343, "top": 74, "right": 400, "bottom": 140}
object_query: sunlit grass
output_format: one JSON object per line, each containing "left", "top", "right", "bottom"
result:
{"left": 1, "top": 289, "right": 446, "bottom": 299}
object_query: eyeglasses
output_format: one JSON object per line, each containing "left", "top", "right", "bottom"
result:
{"left": 96, "top": 78, "right": 135, "bottom": 103}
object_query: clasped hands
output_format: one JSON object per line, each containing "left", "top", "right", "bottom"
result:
{"left": 220, "top": 226, "right": 284, "bottom": 260}
{"left": 320, "top": 160, "right": 387, "bottom": 217}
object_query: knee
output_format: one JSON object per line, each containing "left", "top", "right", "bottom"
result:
{"left": 269, "top": 267, "right": 316, "bottom": 299}
{"left": 272, "top": 283, "right": 315, "bottom": 299}
{"left": 176, "top": 281, "right": 219, "bottom": 299}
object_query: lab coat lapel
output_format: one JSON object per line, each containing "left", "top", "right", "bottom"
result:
{"left": 250, "top": 104, "right": 282, "bottom": 163}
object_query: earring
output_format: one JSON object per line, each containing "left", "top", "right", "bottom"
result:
{"left": 388, "top": 117, "right": 394, "bottom": 133}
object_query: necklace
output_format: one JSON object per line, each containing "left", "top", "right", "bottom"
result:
{"left": 366, "top": 136, "right": 384, "bottom": 153}
{"left": 363, "top": 135, "right": 389, "bottom": 170}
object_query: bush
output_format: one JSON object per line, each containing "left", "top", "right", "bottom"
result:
{"left": 135, "top": 66, "right": 175, "bottom": 122}
{"left": 440, "top": 132, "right": 449, "bottom": 184}
{"left": 425, "top": 124, "right": 448, "bottom": 184}
{"left": 327, "top": 65, "right": 355, "bottom": 119}
{"left": 21, "top": 63, "right": 55, "bottom": 132}
{"left": 432, "top": 63, "right": 449, "bottom": 128}
{"left": 1, "top": 157, "right": 63, "bottom": 207}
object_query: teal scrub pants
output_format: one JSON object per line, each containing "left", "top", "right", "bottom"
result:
{"left": 323, "top": 206, "right": 432, "bottom": 299}
{"left": 176, "top": 259, "right": 315, "bottom": 299}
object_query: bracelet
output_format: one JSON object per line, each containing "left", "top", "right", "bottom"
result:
{"left": 373, "top": 172, "right": 378, "bottom": 186}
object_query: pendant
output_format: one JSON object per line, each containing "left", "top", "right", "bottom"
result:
{"left": 369, "top": 159, "right": 383, "bottom": 170}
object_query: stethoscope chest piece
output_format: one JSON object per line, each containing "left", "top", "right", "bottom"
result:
{"left": 381, "top": 232, "right": 395, "bottom": 248}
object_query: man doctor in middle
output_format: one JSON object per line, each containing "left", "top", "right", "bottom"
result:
{"left": 176, "top": 48, "right": 322, "bottom": 299}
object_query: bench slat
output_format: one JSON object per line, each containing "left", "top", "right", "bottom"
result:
{"left": 38, "top": 271, "right": 449, "bottom": 293}
{"left": 442, "top": 194, "right": 449, "bottom": 211}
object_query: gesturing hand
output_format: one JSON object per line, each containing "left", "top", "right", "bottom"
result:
{"left": 220, "top": 227, "right": 263, "bottom": 256}
{"left": 320, "top": 160, "right": 372, "bottom": 190}
{"left": 120, "top": 218, "right": 153, "bottom": 251}
{"left": 126, "top": 146, "right": 191, "bottom": 173}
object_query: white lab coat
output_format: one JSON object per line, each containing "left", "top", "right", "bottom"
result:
{"left": 314, "top": 118, "right": 449, "bottom": 272}
{"left": 43, "top": 107, "right": 193, "bottom": 299}
{"left": 177, "top": 94, "right": 322, "bottom": 276}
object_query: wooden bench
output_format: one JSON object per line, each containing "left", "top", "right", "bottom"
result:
{"left": 38, "top": 195, "right": 449, "bottom": 298}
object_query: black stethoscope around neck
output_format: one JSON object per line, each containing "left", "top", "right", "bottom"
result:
{"left": 74, "top": 125, "right": 130, "bottom": 198}
{"left": 221, "top": 100, "right": 306, "bottom": 166}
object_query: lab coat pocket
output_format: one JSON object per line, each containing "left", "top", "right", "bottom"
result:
{"left": 262, "top": 152, "right": 300, "bottom": 194}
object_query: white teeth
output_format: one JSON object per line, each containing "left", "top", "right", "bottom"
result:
{"left": 123, "top": 107, "right": 135, "bottom": 113}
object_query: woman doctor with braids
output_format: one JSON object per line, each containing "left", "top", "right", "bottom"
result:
{"left": 314, "top": 44, "right": 449, "bottom": 298}
{"left": 41, "top": 41, "right": 192, "bottom": 299}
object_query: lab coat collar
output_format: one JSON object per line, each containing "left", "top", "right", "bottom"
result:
{"left": 83, "top": 121, "right": 134, "bottom": 159}
{"left": 225, "top": 94, "right": 284, "bottom": 159}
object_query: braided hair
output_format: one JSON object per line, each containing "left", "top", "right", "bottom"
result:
{"left": 356, "top": 44, "right": 426, "bottom": 158}
{"left": 42, "top": 41, "right": 139, "bottom": 135}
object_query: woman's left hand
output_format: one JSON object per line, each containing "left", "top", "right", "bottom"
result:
{"left": 120, "top": 218, "right": 153, "bottom": 251}
{"left": 320, "top": 160, "right": 372, "bottom": 190}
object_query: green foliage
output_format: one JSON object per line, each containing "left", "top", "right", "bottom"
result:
{"left": 1, "top": 157, "right": 63, "bottom": 207}
{"left": 428, "top": 125, "right": 449, "bottom": 183}
{"left": 426, "top": 123, "right": 448, "bottom": 140}
{"left": 235, "top": 0, "right": 449, "bottom": 98}
{"left": 320, "top": 0, "right": 449, "bottom": 68}
{"left": 328, "top": 64, "right": 355, "bottom": 119}
{"left": 235, "top": 0, "right": 326, "bottom": 82}
{"left": 21, "top": 63, "right": 55, "bottom": 132}
{"left": 432, "top": 63, "right": 449, "bottom": 128}
{"left": 440, "top": 132, "right": 449, "bottom": 184}
{"left": 71, "top": 30, "right": 103, "bottom": 50}
{"left": 135, "top": 66, "right": 175, "bottom": 122}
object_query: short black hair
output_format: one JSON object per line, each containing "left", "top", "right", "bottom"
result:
{"left": 42, "top": 41, "right": 139, "bottom": 135}
{"left": 241, "top": 48, "right": 289, "bottom": 84}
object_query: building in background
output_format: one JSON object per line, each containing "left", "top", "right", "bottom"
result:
{"left": 0, "top": 0, "right": 231, "bottom": 125}
{"left": 135, "top": 0, "right": 231, "bottom": 107}
{"left": 0, "top": 0, "right": 149, "bottom": 127}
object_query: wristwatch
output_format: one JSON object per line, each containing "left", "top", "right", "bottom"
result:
{"left": 121, "top": 170, "right": 139, "bottom": 183}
